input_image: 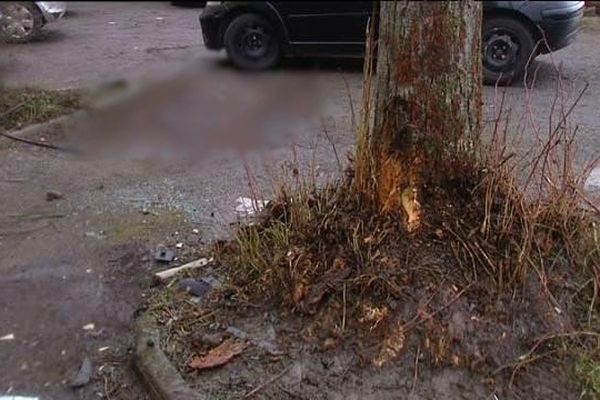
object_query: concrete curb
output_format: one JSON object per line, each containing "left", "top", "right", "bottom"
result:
{"left": 5, "top": 110, "right": 87, "bottom": 139}
{"left": 132, "top": 312, "right": 205, "bottom": 400}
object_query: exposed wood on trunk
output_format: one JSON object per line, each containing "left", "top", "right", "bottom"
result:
{"left": 355, "top": 1, "right": 482, "bottom": 231}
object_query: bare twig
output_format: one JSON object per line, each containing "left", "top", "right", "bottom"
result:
{"left": 244, "top": 364, "right": 292, "bottom": 398}
{"left": 410, "top": 344, "right": 421, "bottom": 395}
{"left": 0, "top": 130, "right": 77, "bottom": 153}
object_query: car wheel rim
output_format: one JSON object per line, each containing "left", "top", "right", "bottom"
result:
{"left": 236, "top": 25, "right": 271, "bottom": 59}
{"left": 483, "top": 29, "right": 520, "bottom": 73}
{"left": 0, "top": 3, "right": 35, "bottom": 39}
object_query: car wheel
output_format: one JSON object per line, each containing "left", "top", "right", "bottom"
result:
{"left": 224, "top": 13, "right": 280, "bottom": 70}
{"left": 0, "top": 2, "right": 44, "bottom": 43}
{"left": 482, "top": 17, "right": 535, "bottom": 86}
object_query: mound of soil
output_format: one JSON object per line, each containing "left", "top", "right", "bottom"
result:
{"left": 149, "top": 178, "right": 598, "bottom": 399}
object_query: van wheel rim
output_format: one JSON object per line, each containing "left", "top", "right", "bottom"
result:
{"left": 484, "top": 30, "right": 520, "bottom": 72}
{"left": 237, "top": 25, "right": 271, "bottom": 59}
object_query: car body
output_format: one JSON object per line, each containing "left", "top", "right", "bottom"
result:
{"left": 36, "top": 1, "right": 67, "bottom": 22}
{"left": 199, "top": 1, "right": 584, "bottom": 85}
{"left": 171, "top": 1, "right": 207, "bottom": 8}
{"left": 0, "top": 1, "right": 67, "bottom": 43}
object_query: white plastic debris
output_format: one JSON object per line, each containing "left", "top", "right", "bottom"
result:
{"left": 175, "top": 242, "right": 183, "bottom": 249}
{"left": 192, "top": 228, "right": 199, "bottom": 234}
{"left": 235, "top": 197, "right": 269, "bottom": 216}
{"left": 98, "top": 346, "right": 110, "bottom": 352}
{"left": 108, "top": 21, "right": 116, "bottom": 25}
{"left": 155, "top": 16, "right": 164, "bottom": 21}
{"left": 0, "top": 397, "right": 39, "bottom": 400}
{"left": 82, "top": 323, "right": 95, "bottom": 331}
{"left": 0, "top": 333, "right": 15, "bottom": 341}
{"left": 585, "top": 167, "right": 600, "bottom": 190}
{"left": 554, "top": 306, "right": 562, "bottom": 315}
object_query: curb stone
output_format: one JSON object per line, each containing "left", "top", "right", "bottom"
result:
{"left": 5, "top": 110, "right": 87, "bottom": 140}
{"left": 133, "top": 312, "right": 205, "bottom": 400}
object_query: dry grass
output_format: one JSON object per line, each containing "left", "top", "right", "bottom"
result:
{"left": 206, "top": 59, "right": 600, "bottom": 397}
{"left": 576, "top": 350, "right": 600, "bottom": 400}
{"left": 0, "top": 86, "right": 82, "bottom": 130}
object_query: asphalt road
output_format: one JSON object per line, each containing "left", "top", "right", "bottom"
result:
{"left": 0, "top": 2, "right": 599, "bottom": 399}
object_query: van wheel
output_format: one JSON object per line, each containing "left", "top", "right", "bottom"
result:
{"left": 224, "top": 13, "right": 280, "bottom": 70}
{"left": 0, "top": 2, "right": 44, "bottom": 43}
{"left": 482, "top": 17, "right": 535, "bottom": 86}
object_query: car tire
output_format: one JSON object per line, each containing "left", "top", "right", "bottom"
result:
{"left": 482, "top": 17, "right": 535, "bottom": 86}
{"left": 224, "top": 13, "right": 281, "bottom": 70}
{"left": 0, "top": 2, "right": 44, "bottom": 43}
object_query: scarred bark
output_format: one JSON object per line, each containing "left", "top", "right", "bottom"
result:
{"left": 356, "top": 1, "right": 482, "bottom": 230}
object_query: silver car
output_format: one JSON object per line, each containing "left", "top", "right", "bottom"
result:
{"left": 0, "top": 1, "right": 67, "bottom": 43}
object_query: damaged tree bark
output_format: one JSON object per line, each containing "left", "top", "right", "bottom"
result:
{"left": 355, "top": 1, "right": 482, "bottom": 231}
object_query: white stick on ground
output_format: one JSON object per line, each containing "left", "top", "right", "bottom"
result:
{"left": 154, "top": 257, "right": 213, "bottom": 282}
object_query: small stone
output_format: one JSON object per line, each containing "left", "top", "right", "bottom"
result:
{"left": 70, "top": 357, "right": 92, "bottom": 388}
{"left": 82, "top": 323, "right": 95, "bottom": 331}
{"left": 323, "top": 337, "right": 338, "bottom": 350}
{"left": 85, "top": 231, "right": 105, "bottom": 240}
{"left": 178, "top": 278, "right": 211, "bottom": 298}
{"left": 191, "top": 332, "right": 224, "bottom": 348}
{"left": 46, "top": 190, "right": 64, "bottom": 201}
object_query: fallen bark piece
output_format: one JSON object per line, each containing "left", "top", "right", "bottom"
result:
{"left": 154, "top": 257, "right": 213, "bottom": 282}
{"left": 189, "top": 339, "right": 247, "bottom": 370}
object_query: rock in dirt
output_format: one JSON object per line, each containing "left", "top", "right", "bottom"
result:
{"left": 45, "top": 191, "right": 64, "bottom": 201}
{"left": 178, "top": 278, "right": 211, "bottom": 297}
{"left": 190, "top": 332, "right": 225, "bottom": 348}
{"left": 226, "top": 325, "right": 282, "bottom": 356}
{"left": 70, "top": 357, "right": 92, "bottom": 388}
{"left": 189, "top": 339, "right": 247, "bottom": 370}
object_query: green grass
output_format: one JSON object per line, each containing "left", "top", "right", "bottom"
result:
{"left": 576, "top": 353, "right": 600, "bottom": 399}
{"left": 0, "top": 87, "right": 82, "bottom": 131}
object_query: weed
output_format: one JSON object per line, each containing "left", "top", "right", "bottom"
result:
{"left": 0, "top": 86, "right": 82, "bottom": 130}
{"left": 576, "top": 352, "right": 600, "bottom": 399}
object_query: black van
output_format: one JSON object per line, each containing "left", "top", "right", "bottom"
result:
{"left": 199, "top": 1, "right": 584, "bottom": 85}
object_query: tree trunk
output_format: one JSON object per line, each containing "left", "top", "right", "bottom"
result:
{"left": 355, "top": 1, "right": 482, "bottom": 231}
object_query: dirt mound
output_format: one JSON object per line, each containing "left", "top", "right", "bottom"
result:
{"left": 149, "top": 169, "right": 599, "bottom": 398}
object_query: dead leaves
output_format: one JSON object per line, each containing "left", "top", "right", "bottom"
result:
{"left": 189, "top": 339, "right": 247, "bottom": 371}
